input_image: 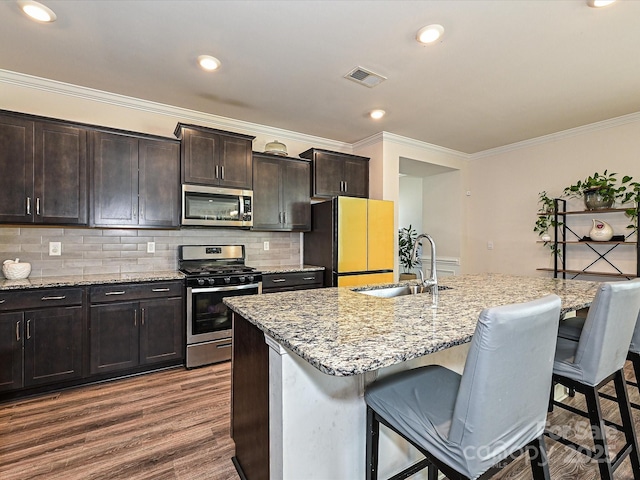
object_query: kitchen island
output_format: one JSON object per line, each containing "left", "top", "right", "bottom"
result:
{"left": 225, "top": 273, "right": 600, "bottom": 480}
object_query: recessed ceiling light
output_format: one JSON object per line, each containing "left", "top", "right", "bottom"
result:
{"left": 416, "top": 24, "right": 444, "bottom": 44}
{"left": 587, "top": 0, "right": 616, "bottom": 7}
{"left": 370, "top": 110, "right": 386, "bottom": 120}
{"left": 18, "top": 0, "right": 57, "bottom": 22}
{"left": 197, "top": 55, "right": 221, "bottom": 72}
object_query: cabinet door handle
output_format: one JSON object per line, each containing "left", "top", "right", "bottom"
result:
{"left": 220, "top": 166, "right": 225, "bottom": 180}
{"left": 36, "top": 197, "right": 41, "bottom": 216}
{"left": 26, "top": 319, "right": 31, "bottom": 340}
{"left": 278, "top": 212, "right": 282, "bottom": 224}
{"left": 141, "top": 308, "right": 145, "bottom": 326}
{"left": 26, "top": 197, "right": 31, "bottom": 215}
{"left": 215, "top": 165, "right": 219, "bottom": 179}
{"left": 41, "top": 295, "right": 66, "bottom": 301}
{"left": 151, "top": 288, "right": 170, "bottom": 292}
{"left": 0, "top": 299, "right": 5, "bottom": 304}
{"left": 217, "top": 342, "right": 232, "bottom": 349}
{"left": 16, "top": 321, "right": 20, "bottom": 342}
{"left": 303, "top": 276, "right": 316, "bottom": 281}
{"left": 344, "top": 181, "right": 348, "bottom": 192}
{"left": 134, "top": 310, "right": 137, "bottom": 327}
{"left": 132, "top": 206, "right": 137, "bottom": 220}
{"left": 272, "top": 278, "right": 286, "bottom": 283}
{"left": 105, "top": 291, "right": 126, "bottom": 296}
{"left": 282, "top": 212, "right": 286, "bottom": 224}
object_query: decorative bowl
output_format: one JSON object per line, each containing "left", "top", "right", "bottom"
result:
{"left": 2, "top": 260, "right": 31, "bottom": 280}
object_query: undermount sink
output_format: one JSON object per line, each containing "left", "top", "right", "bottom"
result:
{"left": 356, "top": 284, "right": 450, "bottom": 298}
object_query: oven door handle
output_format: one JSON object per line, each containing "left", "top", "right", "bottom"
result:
{"left": 190, "top": 283, "right": 260, "bottom": 293}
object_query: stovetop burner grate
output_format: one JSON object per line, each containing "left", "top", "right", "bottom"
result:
{"left": 180, "top": 265, "right": 257, "bottom": 276}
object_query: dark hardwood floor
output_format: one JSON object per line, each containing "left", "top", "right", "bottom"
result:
{"left": 0, "top": 363, "right": 238, "bottom": 480}
{"left": 2, "top": 361, "right": 640, "bottom": 479}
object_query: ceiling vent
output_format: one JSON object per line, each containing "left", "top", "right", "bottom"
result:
{"left": 344, "top": 66, "right": 387, "bottom": 88}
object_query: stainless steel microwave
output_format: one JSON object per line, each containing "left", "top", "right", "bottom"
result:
{"left": 182, "top": 184, "right": 253, "bottom": 227}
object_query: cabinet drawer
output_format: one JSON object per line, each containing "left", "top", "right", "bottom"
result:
{"left": 0, "top": 288, "right": 83, "bottom": 312}
{"left": 262, "top": 271, "right": 323, "bottom": 292}
{"left": 90, "top": 281, "right": 183, "bottom": 303}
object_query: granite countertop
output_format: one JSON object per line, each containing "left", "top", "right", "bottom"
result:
{"left": 256, "top": 264, "right": 324, "bottom": 275}
{"left": 0, "top": 270, "right": 185, "bottom": 290}
{"left": 224, "top": 273, "right": 601, "bottom": 377}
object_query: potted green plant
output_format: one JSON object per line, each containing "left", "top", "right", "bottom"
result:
{"left": 621, "top": 180, "right": 640, "bottom": 234}
{"left": 562, "top": 170, "right": 633, "bottom": 210}
{"left": 534, "top": 191, "right": 562, "bottom": 256}
{"left": 399, "top": 225, "right": 419, "bottom": 279}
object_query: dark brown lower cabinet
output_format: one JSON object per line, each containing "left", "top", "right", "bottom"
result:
{"left": 0, "top": 312, "right": 25, "bottom": 392}
{"left": 139, "top": 297, "right": 183, "bottom": 365}
{"left": 0, "top": 282, "right": 184, "bottom": 400}
{"left": 90, "top": 282, "right": 184, "bottom": 375}
{"left": 0, "top": 289, "right": 84, "bottom": 393}
{"left": 24, "top": 306, "right": 84, "bottom": 386}
{"left": 90, "top": 302, "right": 139, "bottom": 374}
{"left": 261, "top": 270, "right": 323, "bottom": 293}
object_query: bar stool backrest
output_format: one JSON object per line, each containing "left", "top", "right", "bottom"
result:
{"left": 447, "top": 294, "right": 562, "bottom": 474}
{"left": 574, "top": 279, "right": 640, "bottom": 386}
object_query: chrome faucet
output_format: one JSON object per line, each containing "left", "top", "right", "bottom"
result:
{"left": 410, "top": 233, "right": 437, "bottom": 292}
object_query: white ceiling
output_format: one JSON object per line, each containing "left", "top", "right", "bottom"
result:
{"left": 1, "top": 0, "right": 639, "bottom": 154}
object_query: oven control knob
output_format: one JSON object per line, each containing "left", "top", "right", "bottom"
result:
{"left": 208, "top": 278, "right": 216, "bottom": 286}
{"left": 224, "top": 276, "right": 231, "bottom": 284}
{"left": 238, "top": 276, "right": 246, "bottom": 283}
{"left": 247, "top": 275, "right": 255, "bottom": 283}
{"left": 197, "top": 278, "right": 205, "bottom": 286}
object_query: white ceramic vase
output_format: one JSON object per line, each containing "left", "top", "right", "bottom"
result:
{"left": 589, "top": 219, "right": 614, "bottom": 242}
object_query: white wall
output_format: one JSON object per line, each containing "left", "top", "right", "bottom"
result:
{"left": 464, "top": 117, "right": 640, "bottom": 277}
{"left": 398, "top": 176, "right": 423, "bottom": 234}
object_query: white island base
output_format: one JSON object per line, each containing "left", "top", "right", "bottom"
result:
{"left": 265, "top": 334, "right": 470, "bottom": 479}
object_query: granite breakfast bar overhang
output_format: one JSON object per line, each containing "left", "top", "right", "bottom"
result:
{"left": 224, "top": 273, "right": 600, "bottom": 480}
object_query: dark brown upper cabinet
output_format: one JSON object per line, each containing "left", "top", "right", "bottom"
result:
{"left": 299, "top": 148, "right": 369, "bottom": 199}
{"left": 0, "top": 112, "right": 88, "bottom": 225}
{"left": 252, "top": 153, "right": 311, "bottom": 231}
{"left": 91, "top": 131, "right": 180, "bottom": 228}
{"left": 175, "top": 123, "right": 255, "bottom": 189}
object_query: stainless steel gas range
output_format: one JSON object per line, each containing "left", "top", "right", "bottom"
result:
{"left": 179, "top": 245, "right": 262, "bottom": 368}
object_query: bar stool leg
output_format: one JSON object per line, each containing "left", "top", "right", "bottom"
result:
{"left": 366, "top": 406, "right": 380, "bottom": 480}
{"left": 427, "top": 465, "right": 438, "bottom": 480}
{"left": 528, "top": 436, "right": 551, "bottom": 480}
{"left": 613, "top": 370, "right": 640, "bottom": 477}
{"left": 583, "top": 385, "right": 614, "bottom": 480}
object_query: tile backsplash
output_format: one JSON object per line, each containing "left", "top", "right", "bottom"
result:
{"left": 0, "top": 226, "right": 301, "bottom": 278}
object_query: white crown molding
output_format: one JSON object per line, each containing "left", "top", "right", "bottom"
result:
{"left": 354, "top": 131, "right": 471, "bottom": 160}
{"left": 471, "top": 111, "right": 640, "bottom": 160}
{"left": 0, "top": 69, "right": 349, "bottom": 151}
{"left": 7, "top": 68, "right": 636, "bottom": 161}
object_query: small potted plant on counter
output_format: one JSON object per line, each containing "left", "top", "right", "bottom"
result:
{"left": 399, "top": 225, "right": 419, "bottom": 280}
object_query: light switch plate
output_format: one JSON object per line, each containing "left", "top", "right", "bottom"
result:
{"left": 263, "top": 241, "right": 269, "bottom": 251}
{"left": 147, "top": 242, "right": 155, "bottom": 253}
{"left": 49, "top": 241, "right": 61, "bottom": 256}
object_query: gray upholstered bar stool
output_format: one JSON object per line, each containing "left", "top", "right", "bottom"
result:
{"left": 547, "top": 279, "right": 640, "bottom": 480}
{"left": 558, "top": 299, "right": 640, "bottom": 409}
{"left": 365, "top": 294, "right": 562, "bottom": 480}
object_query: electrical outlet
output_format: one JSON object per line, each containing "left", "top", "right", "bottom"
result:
{"left": 49, "top": 241, "right": 61, "bottom": 256}
{"left": 487, "top": 240, "right": 494, "bottom": 250}
{"left": 147, "top": 241, "right": 155, "bottom": 253}
{"left": 263, "top": 241, "right": 269, "bottom": 251}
